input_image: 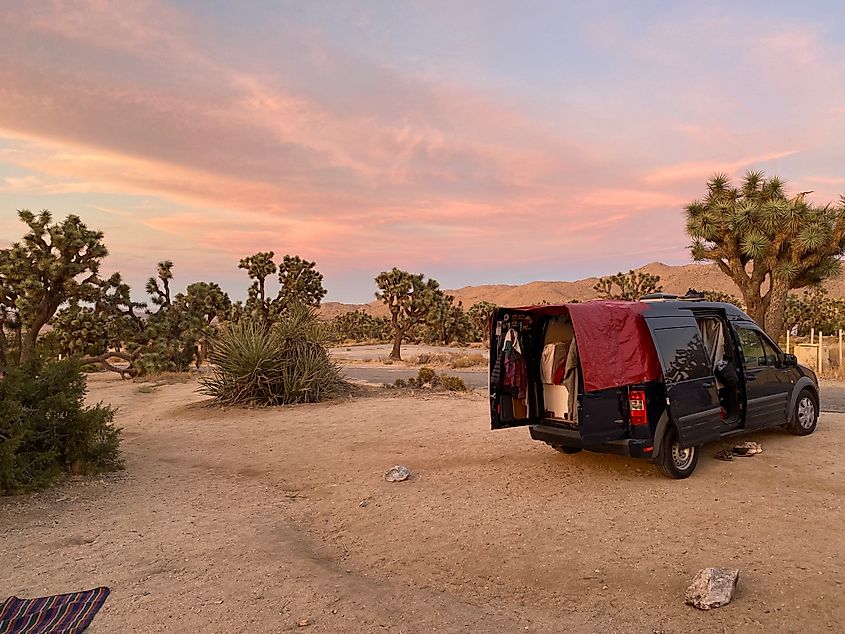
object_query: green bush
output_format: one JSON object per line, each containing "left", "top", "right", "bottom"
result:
{"left": 199, "top": 304, "right": 349, "bottom": 406}
{"left": 0, "top": 356, "right": 122, "bottom": 494}
{"left": 441, "top": 375, "right": 468, "bottom": 392}
{"left": 416, "top": 367, "right": 438, "bottom": 386}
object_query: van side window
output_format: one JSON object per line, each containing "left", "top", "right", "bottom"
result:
{"left": 760, "top": 336, "right": 780, "bottom": 366}
{"left": 737, "top": 327, "right": 766, "bottom": 367}
{"left": 652, "top": 326, "right": 711, "bottom": 383}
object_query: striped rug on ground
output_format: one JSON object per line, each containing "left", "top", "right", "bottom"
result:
{"left": 0, "top": 587, "right": 110, "bottom": 634}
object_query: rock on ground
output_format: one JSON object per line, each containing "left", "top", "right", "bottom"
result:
{"left": 685, "top": 567, "right": 740, "bottom": 610}
{"left": 384, "top": 465, "right": 411, "bottom": 482}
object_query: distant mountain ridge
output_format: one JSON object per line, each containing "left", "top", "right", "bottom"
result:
{"left": 318, "top": 261, "right": 845, "bottom": 319}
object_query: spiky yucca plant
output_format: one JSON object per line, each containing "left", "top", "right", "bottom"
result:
{"left": 199, "top": 303, "right": 348, "bottom": 406}
{"left": 686, "top": 172, "right": 845, "bottom": 339}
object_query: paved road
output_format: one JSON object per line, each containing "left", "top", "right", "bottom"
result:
{"left": 342, "top": 366, "right": 487, "bottom": 390}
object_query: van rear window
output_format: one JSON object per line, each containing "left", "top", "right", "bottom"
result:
{"left": 652, "top": 326, "right": 712, "bottom": 383}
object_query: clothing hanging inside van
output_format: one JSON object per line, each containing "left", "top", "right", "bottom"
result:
{"left": 501, "top": 326, "right": 527, "bottom": 400}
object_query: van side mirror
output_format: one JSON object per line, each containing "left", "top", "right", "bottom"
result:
{"left": 783, "top": 353, "right": 798, "bottom": 367}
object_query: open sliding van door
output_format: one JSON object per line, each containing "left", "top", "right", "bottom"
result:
{"left": 644, "top": 314, "right": 723, "bottom": 448}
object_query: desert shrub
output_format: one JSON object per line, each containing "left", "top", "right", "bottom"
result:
{"left": 328, "top": 310, "right": 390, "bottom": 343}
{"left": 441, "top": 375, "right": 468, "bottom": 392}
{"left": 199, "top": 304, "right": 349, "bottom": 406}
{"left": 416, "top": 367, "right": 438, "bottom": 386}
{"left": 393, "top": 378, "right": 407, "bottom": 388}
{"left": 450, "top": 353, "right": 487, "bottom": 369}
{"left": 0, "top": 355, "right": 122, "bottom": 494}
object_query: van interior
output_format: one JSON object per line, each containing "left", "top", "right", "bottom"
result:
{"left": 695, "top": 315, "right": 742, "bottom": 426}
{"left": 492, "top": 313, "right": 580, "bottom": 429}
{"left": 540, "top": 315, "right": 578, "bottom": 426}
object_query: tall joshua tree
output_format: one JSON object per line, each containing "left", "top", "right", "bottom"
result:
{"left": 686, "top": 172, "right": 845, "bottom": 339}
{"left": 375, "top": 268, "right": 443, "bottom": 360}
{"left": 0, "top": 210, "right": 108, "bottom": 370}
{"left": 239, "top": 251, "right": 277, "bottom": 315}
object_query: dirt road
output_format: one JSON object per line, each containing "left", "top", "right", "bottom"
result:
{"left": 342, "top": 365, "right": 486, "bottom": 389}
{"left": 2, "top": 375, "right": 844, "bottom": 632}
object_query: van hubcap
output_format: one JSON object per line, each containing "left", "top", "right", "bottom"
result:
{"left": 798, "top": 397, "right": 815, "bottom": 429}
{"left": 671, "top": 443, "right": 695, "bottom": 470}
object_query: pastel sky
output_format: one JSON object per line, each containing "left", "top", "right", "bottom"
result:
{"left": 1, "top": 1, "right": 844, "bottom": 303}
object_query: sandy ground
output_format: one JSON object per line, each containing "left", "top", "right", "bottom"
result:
{"left": 2, "top": 375, "right": 845, "bottom": 633}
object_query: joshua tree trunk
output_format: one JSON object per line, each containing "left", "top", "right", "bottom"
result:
{"left": 389, "top": 329, "right": 405, "bottom": 360}
{"left": 764, "top": 279, "right": 791, "bottom": 343}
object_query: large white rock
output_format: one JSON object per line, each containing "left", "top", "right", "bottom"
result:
{"left": 685, "top": 567, "right": 740, "bottom": 610}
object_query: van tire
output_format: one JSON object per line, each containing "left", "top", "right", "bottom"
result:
{"left": 657, "top": 426, "right": 698, "bottom": 479}
{"left": 786, "top": 388, "right": 818, "bottom": 436}
{"left": 550, "top": 444, "right": 582, "bottom": 454}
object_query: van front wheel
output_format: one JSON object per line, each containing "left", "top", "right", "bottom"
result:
{"left": 657, "top": 427, "right": 698, "bottom": 479}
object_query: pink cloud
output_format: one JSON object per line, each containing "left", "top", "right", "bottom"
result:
{"left": 643, "top": 150, "right": 801, "bottom": 185}
{"left": 1, "top": 1, "right": 843, "bottom": 301}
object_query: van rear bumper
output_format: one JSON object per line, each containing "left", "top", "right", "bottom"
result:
{"left": 529, "top": 424, "right": 654, "bottom": 459}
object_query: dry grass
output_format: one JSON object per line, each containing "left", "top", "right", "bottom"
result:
{"left": 135, "top": 372, "right": 194, "bottom": 393}
{"left": 408, "top": 351, "right": 488, "bottom": 369}
{"left": 449, "top": 353, "right": 487, "bottom": 369}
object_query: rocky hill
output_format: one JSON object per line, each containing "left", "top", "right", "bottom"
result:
{"left": 319, "top": 261, "right": 845, "bottom": 318}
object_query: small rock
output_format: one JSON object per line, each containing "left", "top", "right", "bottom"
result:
{"left": 384, "top": 465, "right": 411, "bottom": 482}
{"left": 358, "top": 499, "right": 369, "bottom": 508}
{"left": 297, "top": 618, "right": 310, "bottom": 627}
{"left": 685, "top": 567, "right": 740, "bottom": 610}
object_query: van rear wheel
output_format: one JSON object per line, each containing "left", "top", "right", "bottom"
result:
{"left": 657, "top": 426, "right": 698, "bottom": 479}
{"left": 550, "top": 444, "right": 581, "bottom": 454}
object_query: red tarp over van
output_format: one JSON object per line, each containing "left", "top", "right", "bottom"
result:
{"left": 512, "top": 301, "right": 662, "bottom": 393}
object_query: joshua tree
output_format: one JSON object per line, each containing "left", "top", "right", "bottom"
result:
{"left": 426, "top": 296, "right": 472, "bottom": 345}
{"left": 686, "top": 172, "right": 845, "bottom": 339}
{"left": 467, "top": 301, "right": 498, "bottom": 343}
{"left": 145, "top": 260, "right": 174, "bottom": 310}
{"left": 238, "top": 252, "right": 326, "bottom": 322}
{"left": 784, "top": 287, "right": 845, "bottom": 336}
{"left": 329, "top": 310, "right": 390, "bottom": 343}
{"left": 701, "top": 290, "right": 743, "bottom": 308}
{"left": 174, "top": 281, "right": 232, "bottom": 366}
{"left": 0, "top": 210, "right": 109, "bottom": 370}
{"left": 239, "top": 251, "right": 277, "bottom": 317}
{"left": 375, "top": 268, "right": 444, "bottom": 360}
{"left": 52, "top": 272, "right": 146, "bottom": 377}
{"left": 594, "top": 270, "right": 663, "bottom": 300}
{"left": 276, "top": 255, "right": 327, "bottom": 309}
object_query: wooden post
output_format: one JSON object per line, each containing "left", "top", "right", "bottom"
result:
{"left": 818, "top": 332, "right": 823, "bottom": 372}
{"left": 811, "top": 328, "right": 815, "bottom": 344}
{"left": 839, "top": 329, "right": 843, "bottom": 375}
{"left": 786, "top": 329, "right": 790, "bottom": 354}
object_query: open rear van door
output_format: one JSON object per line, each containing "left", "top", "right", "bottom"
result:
{"left": 644, "top": 316, "right": 722, "bottom": 447}
{"left": 489, "top": 309, "right": 534, "bottom": 429}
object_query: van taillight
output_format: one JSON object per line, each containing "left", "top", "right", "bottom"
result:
{"left": 629, "top": 389, "right": 648, "bottom": 426}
